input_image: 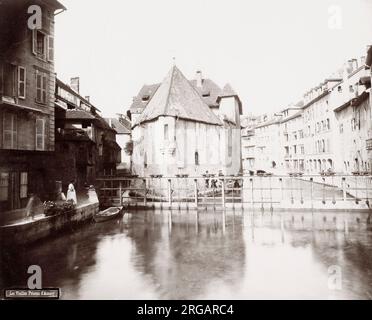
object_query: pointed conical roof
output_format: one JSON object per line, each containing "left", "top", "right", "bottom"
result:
{"left": 219, "top": 83, "right": 237, "bottom": 97}
{"left": 133, "top": 66, "right": 222, "bottom": 127}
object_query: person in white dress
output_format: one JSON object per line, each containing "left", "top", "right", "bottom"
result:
{"left": 66, "top": 180, "right": 77, "bottom": 205}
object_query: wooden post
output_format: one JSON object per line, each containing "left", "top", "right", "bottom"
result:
{"left": 221, "top": 178, "right": 226, "bottom": 209}
{"left": 310, "top": 177, "right": 314, "bottom": 211}
{"left": 250, "top": 178, "right": 254, "bottom": 207}
{"left": 119, "top": 181, "right": 123, "bottom": 206}
{"left": 279, "top": 178, "right": 284, "bottom": 201}
{"left": 143, "top": 179, "right": 147, "bottom": 206}
{"left": 168, "top": 179, "right": 172, "bottom": 206}
{"left": 194, "top": 179, "right": 198, "bottom": 207}
{"left": 342, "top": 177, "right": 347, "bottom": 202}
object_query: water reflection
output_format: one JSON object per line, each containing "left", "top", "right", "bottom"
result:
{"left": 1, "top": 210, "right": 372, "bottom": 300}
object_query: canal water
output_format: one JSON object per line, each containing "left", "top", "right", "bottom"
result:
{"left": 1, "top": 209, "right": 372, "bottom": 300}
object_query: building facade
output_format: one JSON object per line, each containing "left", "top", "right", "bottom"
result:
{"left": 54, "top": 78, "right": 121, "bottom": 191}
{"left": 279, "top": 108, "right": 305, "bottom": 173}
{"left": 244, "top": 49, "right": 372, "bottom": 176}
{"left": 130, "top": 66, "right": 242, "bottom": 178}
{"left": 105, "top": 115, "right": 132, "bottom": 174}
{"left": 241, "top": 115, "right": 257, "bottom": 173}
{"left": 0, "top": 0, "right": 65, "bottom": 212}
{"left": 361, "top": 46, "right": 372, "bottom": 171}
{"left": 254, "top": 116, "right": 282, "bottom": 172}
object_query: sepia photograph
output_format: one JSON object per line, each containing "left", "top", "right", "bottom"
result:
{"left": 0, "top": 0, "right": 372, "bottom": 307}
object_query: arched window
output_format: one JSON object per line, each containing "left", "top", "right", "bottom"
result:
{"left": 195, "top": 151, "right": 199, "bottom": 166}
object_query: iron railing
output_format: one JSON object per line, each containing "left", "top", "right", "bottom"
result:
{"left": 96, "top": 174, "right": 372, "bottom": 211}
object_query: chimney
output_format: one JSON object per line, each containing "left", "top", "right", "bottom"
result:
{"left": 70, "top": 77, "right": 80, "bottom": 93}
{"left": 196, "top": 70, "right": 203, "bottom": 88}
{"left": 85, "top": 96, "right": 90, "bottom": 102}
{"left": 360, "top": 56, "right": 366, "bottom": 66}
{"left": 352, "top": 58, "right": 358, "bottom": 70}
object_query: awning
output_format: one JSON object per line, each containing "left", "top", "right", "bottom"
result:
{"left": 1, "top": 97, "right": 47, "bottom": 114}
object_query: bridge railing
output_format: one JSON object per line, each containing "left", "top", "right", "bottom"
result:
{"left": 95, "top": 174, "right": 372, "bottom": 210}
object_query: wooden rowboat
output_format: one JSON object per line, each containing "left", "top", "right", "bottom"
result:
{"left": 94, "top": 207, "right": 123, "bottom": 223}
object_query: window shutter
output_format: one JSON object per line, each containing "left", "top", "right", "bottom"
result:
{"left": 32, "top": 29, "right": 37, "bottom": 55}
{"left": 12, "top": 114, "right": 17, "bottom": 148}
{"left": 20, "top": 172, "right": 28, "bottom": 198}
{"left": 36, "top": 72, "right": 42, "bottom": 102}
{"left": 42, "top": 74, "right": 47, "bottom": 103}
{"left": 18, "top": 66, "right": 26, "bottom": 99}
{"left": 47, "top": 36, "right": 54, "bottom": 61}
{"left": 3, "top": 113, "right": 17, "bottom": 149}
{"left": 36, "top": 118, "right": 45, "bottom": 150}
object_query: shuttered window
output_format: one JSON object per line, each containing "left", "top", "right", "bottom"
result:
{"left": 36, "top": 118, "right": 45, "bottom": 150}
{"left": 47, "top": 36, "right": 54, "bottom": 61}
{"left": 0, "top": 173, "right": 9, "bottom": 201}
{"left": 20, "top": 172, "right": 28, "bottom": 199}
{"left": 32, "top": 29, "right": 46, "bottom": 59}
{"left": 18, "top": 66, "right": 26, "bottom": 99}
{"left": 3, "top": 113, "right": 17, "bottom": 149}
{"left": 36, "top": 71, "right": 47, "bottom": 104}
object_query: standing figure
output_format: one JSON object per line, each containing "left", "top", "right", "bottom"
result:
{"left": 66, "top": 180, "right": 77, "bottom": 205}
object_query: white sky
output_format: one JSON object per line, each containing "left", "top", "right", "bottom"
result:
{"left": 54, "top": 0, "right": 372, "bottom": 117}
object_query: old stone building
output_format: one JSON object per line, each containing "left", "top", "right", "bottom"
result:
{"left": 242, "top": 49, "right": 372, "bottom": 176}
{"left": 54, "top": 78, "right": 121, "bottom": 191}
{"left": 240, "top": 115, "right": 258, "bottom": 173}
{"left": 0, "top": 0, "right": 65, "bottom": 212}
{"left": 130, "top": 66, "right": 242, "bottom": 178}
{"left": 366, "top": 46, "right": 372, "bottom": 168}
{"left": 105, "top": 115, "right": 132, "bottom": 174}
{"left": 333, "top": 58, "right": 371, "bottom": 174}
{"left": 301, "top": 77, "right": 342, "bottom": 174}
{"left": 279, "top": 106, "right": 305, "bottom": 173}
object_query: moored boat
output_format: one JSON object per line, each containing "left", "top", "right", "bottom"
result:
{"left": 94, "top": 207, "right": 123, "bottom": 223}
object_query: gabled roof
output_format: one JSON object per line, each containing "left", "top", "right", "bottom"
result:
{"left": 217, "top": 83, "right": 243, "bottom": 115}
{"left": 130, "top": 75, "right": 224, "bottom": 113}
{"left": 130, "top": 83, "right": 160, "bottom": 114}
{"left": 133, "top": 66, "right": 222, "bottom": 127}
{"left": 105, "top": 118, "right": 131, "bottom": 134}
{"left": 219, "top": 83, "right": 237, "bottom": 97}
{"left": 189, "top": 78, "right": 222, "bottom": 107}
{"left": 56, "top": 78, "right": 101, "bottom": 113}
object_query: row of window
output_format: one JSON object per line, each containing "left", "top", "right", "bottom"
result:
{"left": 315, "top": 139, "right": 330, "bottom": 154}
{"left": 0, "top": 172, "right": 28, "bottom": 202}
{"left": 4, "top": 64, "right": 48, "bottom": 104}
{"left": 315, "top": 119, "right": 331, "bottom": 133}
{"left": 2, "top": 113, "right": 45, "bottom": 150}
{"left": 284, "top": 144, "right": 305, "bottom": 156}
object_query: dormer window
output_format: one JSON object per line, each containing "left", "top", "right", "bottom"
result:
{"left": 142, "top": 95, "right": 150, "bottom": 102}
{"left": 202, "top": 90, "right": 210, "bottom": 97}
